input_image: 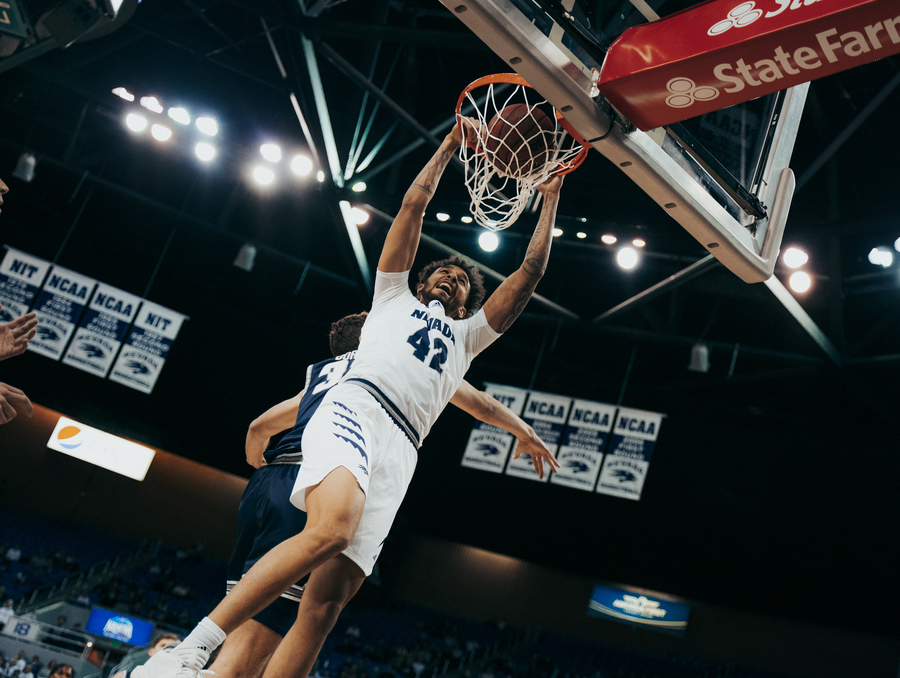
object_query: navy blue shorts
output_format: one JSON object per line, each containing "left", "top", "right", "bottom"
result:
{"left": 226, "top": 463, "right": 309, "bottom": 637}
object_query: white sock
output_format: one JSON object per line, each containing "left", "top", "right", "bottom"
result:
{"left": 180, "top": 617, "right": 226, "bottom": 654}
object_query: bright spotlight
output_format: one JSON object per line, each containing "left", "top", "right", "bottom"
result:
{"left": 632, "top": 238, "right": 646, "bottom": 248}
{"left": 260, "top": 144, "right": 282, "bottom": 163}
{"left": 168, "top": 107, "right": 191, "bottom": 125}
{"left": 552, "top": 228, "right": 563, "bottom": 237}
{"left": 150, "top": 124, "right": 172, "bottom": 141}
{"left": 195, "top": 142, "right": 216, "bottom": 162}
{"left": 112, "top": 87, "right": 134, "bottom": 102}
{"left": 461, "top": 216, "right": 473, "bottom": 224}
{"left": 436, "top": 213, "right": 450, "bottom": 222}
{"left": 479, "top": 232, "right": 499, "bottom": 252}
{"left": 252, "top": 166, "right": 275, "bottom": 186}
{"left": 291, "top": 154, "right": 313, "bottom": 176}
{"left": 139, "top": 96, "right": 163, "bottom": 114}
{"left": 783, "top": 247, "right": 809, "bottom": 268}
{"left": 350, "top": 207, "right": 369, "bottom": 225}
{"left": 617, "top": 247, "right": 638, "bottom": 269}
{"left": 316, "top": 170, "right": 326, "bottom": 183}
{"left": 125, "top": 113, "right": 148, "bottom": 132}
{"left": 351, "top": 181, "right": 366, "bottom": 193}
{"left": 576, "top": 232, "right": 586, "bottom": 239}
{"left": 601, "top": 234, "right": 617, "bottom": 244}
{"left": 894, "top": 236, "right": 900, "bottom": 253}
{"left": 789, "top": 271, "right": 811, "bottom": 293}
{"left": 868, "top": 247, "right": 893, "bottom": 267}
{"left": 196, "top": 117, "right": 218, "bottom": 136}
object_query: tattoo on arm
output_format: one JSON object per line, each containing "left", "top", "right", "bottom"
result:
{"left": 413, "top": 146, "right": 456, "bottom": 197}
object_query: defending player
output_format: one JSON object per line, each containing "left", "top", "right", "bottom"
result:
{"left": 212, "top": 312, "right": 552, "bottom": 678}
{"left": 136, "top": 118, "right": 563, "bottom": 678}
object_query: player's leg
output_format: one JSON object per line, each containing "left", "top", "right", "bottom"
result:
{"left": 261, "top": 555, "right": 365, "bottom": 678}
{"left": 206, "top": 620, "right": 281, "bottom": 678}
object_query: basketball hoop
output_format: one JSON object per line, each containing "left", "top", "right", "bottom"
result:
{"left": 456, "top": 73, "right": 589, "bottom": 231}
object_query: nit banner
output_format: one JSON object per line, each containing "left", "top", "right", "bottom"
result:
{"left": 461, "top": 384, "right": 528, "bottom": 473}
{"left": 0, "top": 247, "right": 50, "bottom": 319}
{"left": 109, "top": 300, "right": 187, "bottom": 394}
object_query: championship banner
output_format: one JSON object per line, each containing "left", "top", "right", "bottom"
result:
{"left": 0, "top": 247, "right": 50, "bottom": 320}
{"left": 550, "top": 399, "right": 616, "bottom": 492}
{"left": 505, "top": 390, "right": 571, "bottom": 483}
{"left": 108, "top": 300, "right": 186, "bottom": 393}
{"left": 588, "top": 584, "right": 690, "bottom": 636}
{"left": 1, "top": 617, "right": 42, "bottom": 642}
{"left": 461, "top": 383, "right": 528, "bottom": 473}
{"left": 596, "top": 408, "right": 664, "bottom": 500}
{"left": 28, "top": 264, "right": 97, "bottom": 360}
{"left": 62, "top": 283, "right": 142, "bottom": 378}
{"left": 597, "top": 0, "right": 900, "bottom": 130}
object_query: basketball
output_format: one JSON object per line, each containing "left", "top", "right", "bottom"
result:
{"left": 484, "top": 104, "right": 555, "bottom": 178}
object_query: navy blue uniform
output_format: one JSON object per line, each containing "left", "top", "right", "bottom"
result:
{"left": 226, "top": 351, "right": 356, "bottom": 636}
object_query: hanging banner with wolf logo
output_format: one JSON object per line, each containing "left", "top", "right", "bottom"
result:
{"left": 550, "top": 399, "right": 616, "bottom": 492}
{"left": 461, "top": 383, "right": 528, "bottom": 474}
{"left": 505, "top": 390, "right": 571, "bottom": 483}
{"left": 0, "top": 248, "right": 50, "bottom": 319}
{"left": 596, "top": 407, "right": 664, "bottom": 500}
{"left": 62, "top": 283, "right": 142, "bottom": 378}
{"left": 108, "top": 300, "right": 186, "bottom": 394}
{"left": 28, "top": 264, "right": 97, "bottom": 360}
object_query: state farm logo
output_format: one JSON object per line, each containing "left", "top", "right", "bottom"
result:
{"left": 665, "top": 77, "right": 719, "bottom": 108}
{"left": 707, "top": 2, "right": 763, "bottom": 36}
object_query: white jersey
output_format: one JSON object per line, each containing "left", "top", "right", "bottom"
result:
{"left": 345, "top": 268, "right": 500, "bottom": 446}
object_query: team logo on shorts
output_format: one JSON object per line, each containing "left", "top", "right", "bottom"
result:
{"left": 331, "top": 401, "right": 368, "bottom": 465}
{"left": 707, "top": 2, "right": 762, "bottom": 36}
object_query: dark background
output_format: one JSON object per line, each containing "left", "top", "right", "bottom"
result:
{"left": 1, "top": 0, "right": 898, "bottom": 647}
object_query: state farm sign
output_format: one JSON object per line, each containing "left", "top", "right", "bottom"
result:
{"left": 597, "top": 0, "right": 900, "bottom": 130}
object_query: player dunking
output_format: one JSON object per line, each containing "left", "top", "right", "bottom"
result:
{"left": 212, "top": 312, "right": 554, "bottom": 678}
{"left": 137, "top": 118, "right": 564, "bottom": 678}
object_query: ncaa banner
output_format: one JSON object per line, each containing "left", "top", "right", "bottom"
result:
{"left": 0, "top": 248, "right": 50, "bottom": 320}
{"left": 109, "top": 300, "right": 186, "bottom": 394}
{"left": 461, "top": 384, "right": 528, "bottom": 473}
{"left": 28, "top": 265, "right": 97, "bottom": 360}
{"left": 62, "top": 283, "right": 142, "bottom": 378}
{"left": 596, "top": 407, "right": 664, "bottom": 500}
{"left": 550, "top": 399, "right": 616, "bottom": 492}
{"left": 506, "top": 390, "right": 571, "bottom": 483}
{"left": 597, "top": 0, "right": 900, "bottom": 130}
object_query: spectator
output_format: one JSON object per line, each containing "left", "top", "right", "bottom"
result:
{"left": 20, "top": 665, "right": 33, "bottom": 678}
{"left": 47, "top": 665, "right": 74, "bottom": 678}
{"left": 29, "top": 659, "right": 42, "bottom": 678}
{"left": 0, "top": 600, "right": 14, "bottom": 631}
{"left": 111, "top": 634, "right": 180, "bottom": 678}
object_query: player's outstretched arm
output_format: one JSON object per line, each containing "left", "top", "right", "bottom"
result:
{"left": 245, "top": 392, "right": 304, "bottom": 469}
{"left": 481, "top": 176, "right": 563, "bottom": 334}
{"left": 450, "top": 380, "right": 559, "bottom": 479}
{"left": 378, "top": 119, "right": 478, "bottom": 273}
{"left": 0, "top": 305, "right": 38, "bottom": 361}
{"left": 0, "top": 382, "right": 32, "bottom": 425}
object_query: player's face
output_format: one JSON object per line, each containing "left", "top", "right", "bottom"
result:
{"left": 418, "top": 265, "right": 470, "bottom": 318}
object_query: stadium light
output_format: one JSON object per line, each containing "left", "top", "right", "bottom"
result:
{"left": 576, "top": 232, "right": 586, "bottom": 239}
{"left": 783, "top": 247, "right": 809, "bottom": 268}
{"left": 633, "top": 238, "right": 646, "bottom": 247}
{"left": 894, "top": 236, "right": 900, "bottom": 253}
{"left": 617, "top": 247, "right": 638, "bottom": 269}
{"left": 252, "top": 166, "right": 275, "bottom": 186}
{"left": 125, "top": 113, "right": 148, "bottom": 132}
{"left": 868, "top": 247, "right": 893, "bottom": 268}
{"left": 436, "top": 213, "right": 450, "bottom": 222}
{"left": 789, "top": 271, "right": 811, "bottom": 293}
{"left": 351, "top": 181, "right": 366, "bottom": 192}
{"left": 316, "top": 171, "right": 326, "bottom": 183}
{"left": 195, "top": 142, "right": 216, "bottom": 162}
{"left": 139, "top": 96, "right": 163, "bottom": 114}
{"left": 112, "top": 87, "right": 134, "bottom": 102}
{"left": 150, "top": 124, "right": 172, "bottom": 142}
{"left": 461, "top": 216, "right": 473, "bottom": 224}
{"left": 552, "top": 228, "right": 563, "bottom": 237}
{"left": 479, "top": 232, "right": 499, "bottom": 252}
{"left": 260, "top": 144, "right": 282, "bottom": 163}
{"left": 291, "top": 155, "right": 313, "bottom": 176}
{"left": 168, "top": 107, "right": 191, "bottom": 125}
{"left": 196, "top": 117, "right": 218, "bottom": 136}
{"left": 601, "top": 234, "right": 617, "bottom": 244}
{"left": 350, "top": 207, "right": 369, "bottom": 225}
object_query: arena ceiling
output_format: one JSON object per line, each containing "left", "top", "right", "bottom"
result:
{"left": 1, "top": 0, "right": 898, "bottom": 641}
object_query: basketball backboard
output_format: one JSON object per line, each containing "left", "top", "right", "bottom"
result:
{"left": 440, "top": 0, "right": 809, "bottom": 283}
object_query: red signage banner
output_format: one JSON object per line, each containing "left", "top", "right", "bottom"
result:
{"left": 597, "top": 0, "right": 900, "bottom": 130}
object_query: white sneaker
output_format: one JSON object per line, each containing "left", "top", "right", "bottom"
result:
{"left": 134, "top": 646, "right": 210, "bottom": 678}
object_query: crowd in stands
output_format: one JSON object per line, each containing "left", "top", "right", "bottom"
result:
{"left": 0, "top": 650, "right": 75, "bottom": 678}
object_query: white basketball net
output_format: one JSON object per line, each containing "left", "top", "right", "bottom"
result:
{"left": 458, "top": 80, "right": 586, "bottom": 232}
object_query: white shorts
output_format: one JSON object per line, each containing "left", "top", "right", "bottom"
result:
{"left": 292, "top": 382, "right": 417, "bottom": 576}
